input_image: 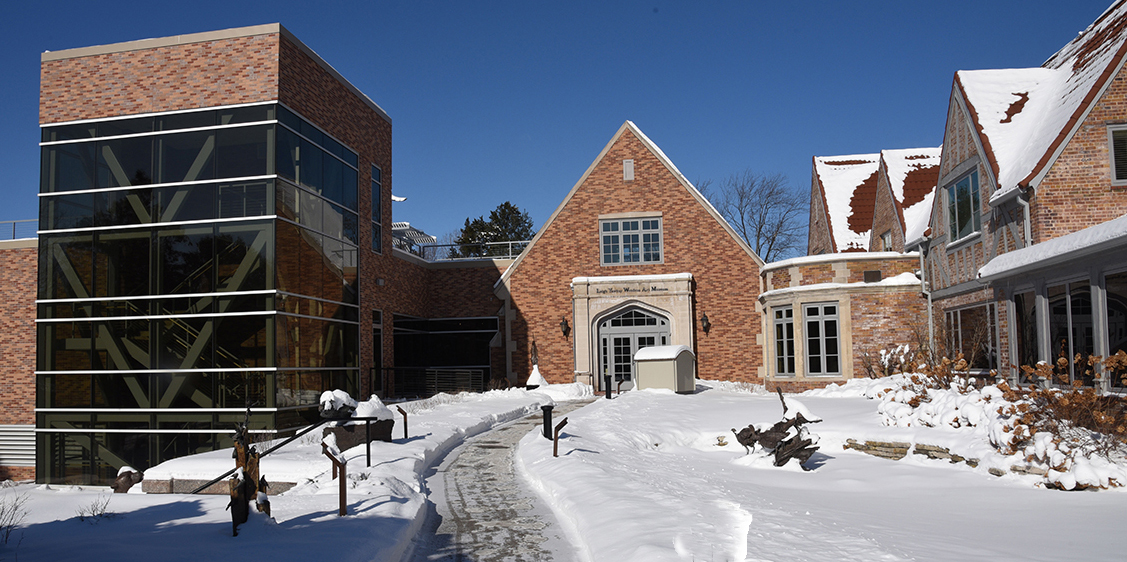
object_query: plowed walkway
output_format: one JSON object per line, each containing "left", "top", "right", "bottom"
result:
{"left": 410, "top": 399, "right": 594, "bottom": 561}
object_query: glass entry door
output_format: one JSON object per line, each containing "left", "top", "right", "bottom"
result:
{"left": 598, "top": 308, "right": 668, "bottom": 390}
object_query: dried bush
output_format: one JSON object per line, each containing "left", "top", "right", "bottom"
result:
{"left": 0, "top": 491, "right": 27, "bottom": 545}
{"left": 998, "top": 352, "right": 1127, "bottom": 463}
{"left": 76, "top": 494, "right": 114, "bottom": 523}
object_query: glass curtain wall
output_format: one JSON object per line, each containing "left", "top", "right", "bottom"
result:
{"left": 37, "top": 103, "right": 361, "bottom": 484}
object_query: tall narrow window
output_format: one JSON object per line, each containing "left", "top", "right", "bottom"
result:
{"left": 1048, "top": 281, "right": 1095, "bottom": 386}
{"left": 946, "top": 304, "right": 997, "bottom": 371}
{"left": 805, "top": 303, "right": 839, "bottom": 376}
{"left": 946, "top": 170, "right": 981, "bottom": 242}
{"left": 1109, "top": 127, "right": 1127, "bottom": 184}
{"left": 372, "top": 310, "right": 383, "bottom": 392}
{"left": 1014, "top": 291, "right": 1038, "bottom": 383}
{"left": 1106, "top": 272, "right": 1127, "bottom": 389}
{"left": 774, "top": 307, "right": 795, "bottom": 376}
{"left": 371, "top": 165, "right": 382, "bottom": 253}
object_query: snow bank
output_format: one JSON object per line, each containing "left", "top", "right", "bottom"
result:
{"left": 90, "top": 386, "right": 587, "bottom": 562}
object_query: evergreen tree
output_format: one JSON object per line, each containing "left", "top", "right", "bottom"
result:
{"left": 451, "top": 202, "right": 535, "bottom": 258}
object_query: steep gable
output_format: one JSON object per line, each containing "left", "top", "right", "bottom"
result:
{"left": 811, "top": 154, "right": 880, "bottom": 252}
{"left": 494, "top": 121, "right": 766, "bottom": 385}
{"left": 497, "top": 121, "right": 762, "bottom": 289}
{"left": 956, "top": 0, "right": 1127, "bottom": 203}
{"left": 870, "top": 148, "right": 941, "bottom": 252}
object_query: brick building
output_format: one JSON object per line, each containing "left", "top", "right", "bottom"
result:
{"left": 911, "top": 0, "right": 1127, "bottom": 390}
{"left": 759, "top": 253, "right": 925, "bottom": 391}
{"left": 31, "top": 23, "right": 513, "bottom": 485}
{"left": 0, "top": 239, "right": 37, "bottom": 480}
{"left": 495, "top": 121, "right": 767, "bottom": 390}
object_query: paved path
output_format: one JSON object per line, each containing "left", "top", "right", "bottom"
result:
{"left": 410, "top": 400, "right": 594, "bottom": 562}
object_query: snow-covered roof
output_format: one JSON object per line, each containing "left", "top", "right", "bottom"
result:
{"left": 634, "top": 345, "right": 693, "bottom": 361}
{"left": 392, "top": 222, "right": 437, "bottom": 245}
{"left": 959, "top": 1, "right": 1127, "bottom": 203}
{"left": 758, "top": 272, "right": 921, "bottom": 300}
{"left": 813, "top": 154, "right": 880, "bottom": 252}
{"left": 903, "top": 190, "right": 935, "bottom": 248}
{"left": 978, "top": 211, "right": 1127, "bottom": 282}
{"left": 761, "top": 251, "right": 916, "bottom": 274}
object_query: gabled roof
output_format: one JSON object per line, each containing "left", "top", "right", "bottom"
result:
{"left": 880, "top": 147, "right": 941, "bottom": 237}
{"left": 812, "top": 154, "right": 880, "bottom": 252}
{"left": 956, "top": 0, "right": 1127, "bottom": 203}
{"left": 495, "top": 121, "right": 763, "bottom": 289}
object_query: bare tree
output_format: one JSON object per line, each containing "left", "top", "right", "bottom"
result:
{"left": 700, "top": 171, "right": 807, "bottom": 262}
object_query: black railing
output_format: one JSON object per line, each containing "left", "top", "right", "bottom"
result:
{"left": 388, "top": 367, "right": 485, "bottom": 398}
{"left": 0, "top": 220, "right": 37, "bottom": 241}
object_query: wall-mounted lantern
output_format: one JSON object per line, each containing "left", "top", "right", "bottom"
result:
{"left": 560, "top": 317, "right": 571, "bottom": 338}
{"left": 701, "top": 312, "right": 712, "bottom": 335}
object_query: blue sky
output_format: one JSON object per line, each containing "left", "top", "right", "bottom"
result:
{"left": 1, "top": 1, "right": 1114, "bottom": 240}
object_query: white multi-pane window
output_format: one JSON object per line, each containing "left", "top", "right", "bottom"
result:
{"left": 774, "top": 306, "right": 795, "bottom": 376}
{"left": 601, "top": 217, "right": 662, "bottom": 265}
{"left": 804, "top": 303, "right": 840, "bottom": 376}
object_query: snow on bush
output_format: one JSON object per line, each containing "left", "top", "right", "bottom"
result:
{"left": 807, "top": 373, "right": 1127, "bottom": 490}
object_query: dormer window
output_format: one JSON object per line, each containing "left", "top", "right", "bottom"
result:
{"left": 946, "top": 170, "right": 981, "bottom": 242}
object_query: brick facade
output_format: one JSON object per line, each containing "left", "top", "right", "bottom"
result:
{"left": 0, "top": 242, "right": 37, "bottom": 480}
{"left": 1033, "top": 65, "right": 1127, "bottom": 243}
{"left": 760, "top": 254, "right": 926, "bottom": 389}
{"left": 498, "top": 123, "right": 765, "bottom": 386}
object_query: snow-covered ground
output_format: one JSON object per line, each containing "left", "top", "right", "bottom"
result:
{"left": 3, "top": 384, "right": 589, "bottom": 562}
{"left": 4, "top": 379, "right": 1125, "bottom": 562}
{"left": 517, "top": 380, "right": 1127, "bottom": 562}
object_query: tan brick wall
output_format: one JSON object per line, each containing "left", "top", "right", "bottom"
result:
{"left": 1033, "top": 65, "right": 1127, "bottom": 242}
{"left": 40, "top": 33, "right": 280, "bottom": 124}
{"left": 850, "top": 291, "right": 928, "bottom": 377}
{"left": 869, "top": 169, "right": 904, "bottom": 252}
{"left": 505, "top": 128, "right": 764, "bottom": 384}
{"left": 808, "top": 171, "right": 834, "bottom": 255}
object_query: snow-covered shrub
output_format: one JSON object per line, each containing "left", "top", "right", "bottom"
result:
{"left": 866, "top": 356, "right": 1127, "bottom": 490}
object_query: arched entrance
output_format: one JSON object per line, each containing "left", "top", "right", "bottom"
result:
{"left": 597, "top": 307, "right": 670, "bottom": 388}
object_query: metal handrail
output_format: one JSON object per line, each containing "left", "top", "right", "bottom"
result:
{"left": 0, "top": 219, "right": 37, "bottom": 241}
{"left": 417, "top": 240, "right": 530, "bottom": 261}
{"left": 189, "top": 415, "right": 392, "bottom": 494}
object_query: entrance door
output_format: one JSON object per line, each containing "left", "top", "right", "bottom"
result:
{"left": 597, "top": 308, "right": 669, "bottom": 389}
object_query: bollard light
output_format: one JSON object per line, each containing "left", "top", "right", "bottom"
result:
{"left": 541, "top": 405, "right": 555, "bottom": 440}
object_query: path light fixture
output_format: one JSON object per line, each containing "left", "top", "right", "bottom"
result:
{"left": 701, "top": 312, "right": 712, "bottom": 334}
{"left": 560, "top": 316, "right": 571, "bottom": 338}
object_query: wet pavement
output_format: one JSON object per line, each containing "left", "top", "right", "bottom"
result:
{"left": 409, "top": 400, "right": 594, "bottom": 561}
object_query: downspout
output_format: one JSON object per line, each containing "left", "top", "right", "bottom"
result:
{"left": 1017, "top": 185, "right": 1032, "bottom": 247}
{"left": 918, "top": 236, "right": 935, "bottom": 360}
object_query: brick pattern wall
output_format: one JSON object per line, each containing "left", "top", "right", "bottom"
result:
{"left": 1033, "top": 65, "right": 1127, "bottom": 242}
{"left": 276, "top": 36, "right": 396, "bottom": 397}
{"left": 869, "top": 168, "right": 904, "bottom": 252}
{"left": 808, "top": 172, "right": 834, "bottom": 254}
{"left": 850, "top": 291, "right": 928, "bottom": 377}
{"left": 40, "top": 34, "right": 280, "bottom": 124}
{"left": 505, "top": 128, "right": 764, "bottom": 384}
{"left": 0, "top": 246, "right": 37, "bottom": 480}
{"left": 845, "top": 259, "right": 915, "bottom": 283}
{"left": 0, "top": 247, "right": 36, "bottom": 426}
